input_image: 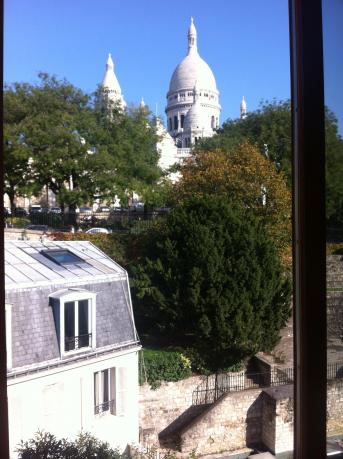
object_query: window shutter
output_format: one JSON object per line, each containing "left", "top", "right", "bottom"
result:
{"left": 94, "top": 372, "right": 100, "bottom": 411}
{"left": 110, "top": 367, "right": 116, "bottom": 414}
{"left": 116, "top": 367, "right": 128, "bottom": 416}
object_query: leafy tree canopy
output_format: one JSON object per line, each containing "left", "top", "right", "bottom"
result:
{"left": 173, "top": 142, "right": 291, "bottom": 262}
{"left": 199, "top": 100, "right": 343, "bottom": 227}
{"left": 131, "top": 197, "right": 291, "bottom": 371}
{"left": 4, "top": 73, "right": 162, "bottom": 209}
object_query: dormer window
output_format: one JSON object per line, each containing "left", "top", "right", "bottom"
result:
{"left": 50, "top": 289, "right": 97, "bottom": 357}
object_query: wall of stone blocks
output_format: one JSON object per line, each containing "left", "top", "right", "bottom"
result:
{"left": 139, "top": 376, "right": 204, "bottom": 445}
{"left": 180, "top": 388, "right": 263, "bottom": 455}
{"left": 327, "top": 381, "right": 343, "bottom": 436}
{"left": 139, "top": 376, "right": 343, "bottom": 457}
{"left": 274, "top": 397, "right": 294, "bottom": 454}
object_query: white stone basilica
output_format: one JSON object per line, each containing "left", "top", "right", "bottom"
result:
{"left": 165, "top": 17, "right": 221, "bottom": 148}
{"left": 98, "top": 18, "right": 231, "bottom": 178}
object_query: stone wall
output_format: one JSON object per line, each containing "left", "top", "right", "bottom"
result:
{"left": 5, "top": 228, "right": 50, "bottom": 241}
{"left": 139, "top": 376, "right": 204, "bottom": 445}
{"left": 180, "top": 388, "right": 263, "bottom": 456}
{"left": 327, "top": 380, "right": 343, "bottom": 436}
{"left": 139, "top": 378, "right": 343, "bottom": 457}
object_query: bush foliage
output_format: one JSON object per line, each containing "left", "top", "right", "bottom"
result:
{"left": 139, "top": 348, "right": 192, "bottom": 389}
{"left": 16, "top": 431, "right": 122, "bottom": 459}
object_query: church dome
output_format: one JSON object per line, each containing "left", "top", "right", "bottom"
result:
{"left": 169, "top": 53, "right": 217, "bottom": 93}
{"left": 168, "top": 18, "right": 218, "bottom": 94}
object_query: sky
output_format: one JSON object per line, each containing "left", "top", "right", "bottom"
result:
{"left": 4, "top": 0, "right": 343, "bottom": 133}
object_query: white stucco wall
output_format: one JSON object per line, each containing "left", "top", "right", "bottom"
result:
{"left": 7, "top": 348, "right": 140, "bottom": 458}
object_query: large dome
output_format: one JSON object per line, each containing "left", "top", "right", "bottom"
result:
{"left": 169, "top": 52, "right": 217, "bottom": 93}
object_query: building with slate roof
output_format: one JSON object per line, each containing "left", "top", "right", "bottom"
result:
{"left": 5, "top": 240, "right": 141, "bottom": 458}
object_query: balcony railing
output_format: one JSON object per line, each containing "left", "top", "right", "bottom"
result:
{"left": 94, "top": 399, "right": 115, "bottom": 415}
{"left": 65, "top": 333, "right": 92, "bottom": 352}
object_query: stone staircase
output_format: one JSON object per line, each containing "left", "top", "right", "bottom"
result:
{"left": 158, "top": 404, "right": 211, "bottom": 450}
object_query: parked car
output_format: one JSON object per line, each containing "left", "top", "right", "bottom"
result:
{"left": 50, "top": 207, "right": 62, "bottom": 214}
{"left": 96, "top": 206, "right": 111, "bottom": 213}
{"left": 13, "top": 207, "right": 29, "bottom": 217}
{"left": 79, "top": 207, "right": 92, "bottom": 213}
{"left": 29, "top": 204, "right": 42, "bottom": 214}
{"left": 85, "top": 227, "right": 110, "bottom": 234}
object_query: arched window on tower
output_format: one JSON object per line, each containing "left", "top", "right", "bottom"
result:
{"left": 169, "top": 118, "right": 172, "bottom": 131}
{"left": 211, "top": 116, "right": 215, "bottom": 129}
{"left": 181, "top": 114, "right": 185, "bottom": 129}
{"left": 174, "top": 116, "right": 178, "bottom": 130}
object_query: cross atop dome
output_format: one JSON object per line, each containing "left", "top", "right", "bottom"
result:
{"left": 188, "top": 17, "right": 197, "bottom": 54}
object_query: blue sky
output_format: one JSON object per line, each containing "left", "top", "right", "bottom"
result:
{"left": 4, "top": 0, "right": 343, "bottom": 133}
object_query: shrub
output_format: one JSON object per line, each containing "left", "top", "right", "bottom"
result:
{"left": 16, "top": 430, "right": 122, "bottom": 459}
{"left": 139, "top": 348, "right": 192, "bottom": 389}
{"left": 7, "top": 217, "right": 30, "bottom": 227}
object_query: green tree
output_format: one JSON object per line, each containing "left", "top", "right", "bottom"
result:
{"left": 173, "top": 143, "right": 291, "bottom": 264}
{"left": 4, "top": 83, "right": 41, "bottom": 208}
{"left": 4, "top": 74, "right": 163, "bottom": 209}
{"left": 131, "top": 197, "right": 291, "bottom": 371}
{"left": 200, "top": 100, "right": 343, "bottom": 228}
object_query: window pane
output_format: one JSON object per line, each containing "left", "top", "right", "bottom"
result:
{"left": 102, "top": 369, "right": 109, "bottom": 404}
{"left": 64, "top": 301, "right": 75, "bottom": 338}
{"left": 64, "top": 301, "right": 75, "bottom": 351}
{"left": 78, "top": 300, "right": 89, "bottom": 338}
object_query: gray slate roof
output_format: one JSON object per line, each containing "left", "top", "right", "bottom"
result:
{"left": 5, "top": 241, "right": 139, "bottom": 373}
{"left": 5, "top": 240, "right": 126, "bottom": 290}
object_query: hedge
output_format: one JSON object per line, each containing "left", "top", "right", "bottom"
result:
{"left": 139, "top": 349, "right": 192, "bottom": 389}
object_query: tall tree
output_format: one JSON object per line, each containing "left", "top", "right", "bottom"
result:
{"left": 200, "top": 100, "right": 343, "bottom": 228}
{"left": 131, "top": 197, "right": 292, "bottom": 370}
{"left": 4, "top": 74, "right": 163, "bottom": 209}
{"left": 173, "top": 143, "right": 291, "bottom": 262}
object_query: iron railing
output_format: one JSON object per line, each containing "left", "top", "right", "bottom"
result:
{"left": 5, "top": 209, "right": 170, "bottom": 233}
{"left": 94, "top": 399, "right": 115, "bottom": 415}
{"left": 192, "top": 363, "right": 343, "bottom": 405}
{"left": 65, "top": 333, "right": 92, "bottom": 352}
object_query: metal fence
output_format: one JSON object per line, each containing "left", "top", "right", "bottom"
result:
{"left": 192, "top": 363, "right": 343, "bottom": 405}
{"left": 5, "top": 209, "right": 170, "bottom": 233}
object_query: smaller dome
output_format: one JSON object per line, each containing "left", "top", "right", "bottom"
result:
{"left": 183, "top": 86, "right": 206, "bottom": 131}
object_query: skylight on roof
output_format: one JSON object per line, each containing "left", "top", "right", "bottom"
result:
{"left": 41, "top": 249, "right": 83, "bottom": 265}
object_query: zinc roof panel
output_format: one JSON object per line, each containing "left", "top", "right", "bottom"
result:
{"left": 5, "top": 265, "right": 31, "bottom": 283}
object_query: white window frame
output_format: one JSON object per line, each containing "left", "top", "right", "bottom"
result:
{"left": 49, "top": 289, "right": 97, "bottom": 357}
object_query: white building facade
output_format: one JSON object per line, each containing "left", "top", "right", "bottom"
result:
{"left": 5, "top": 240, "right": 141, "bottom": 458}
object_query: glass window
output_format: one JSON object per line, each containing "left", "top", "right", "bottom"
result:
{"left": 181, "top": 114, "right": 185, "bottom": 128}
{"left": 41, "top": 249, "right": 83, "bottom": 265}
{"left": 94, "top": 367, "right": 116, "bottom": 415}
{"left": 64, "top": 299, "right": 91, "bottom": 352}
{"left": 174, "top": 116, "right": 178, "bottom": 130}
